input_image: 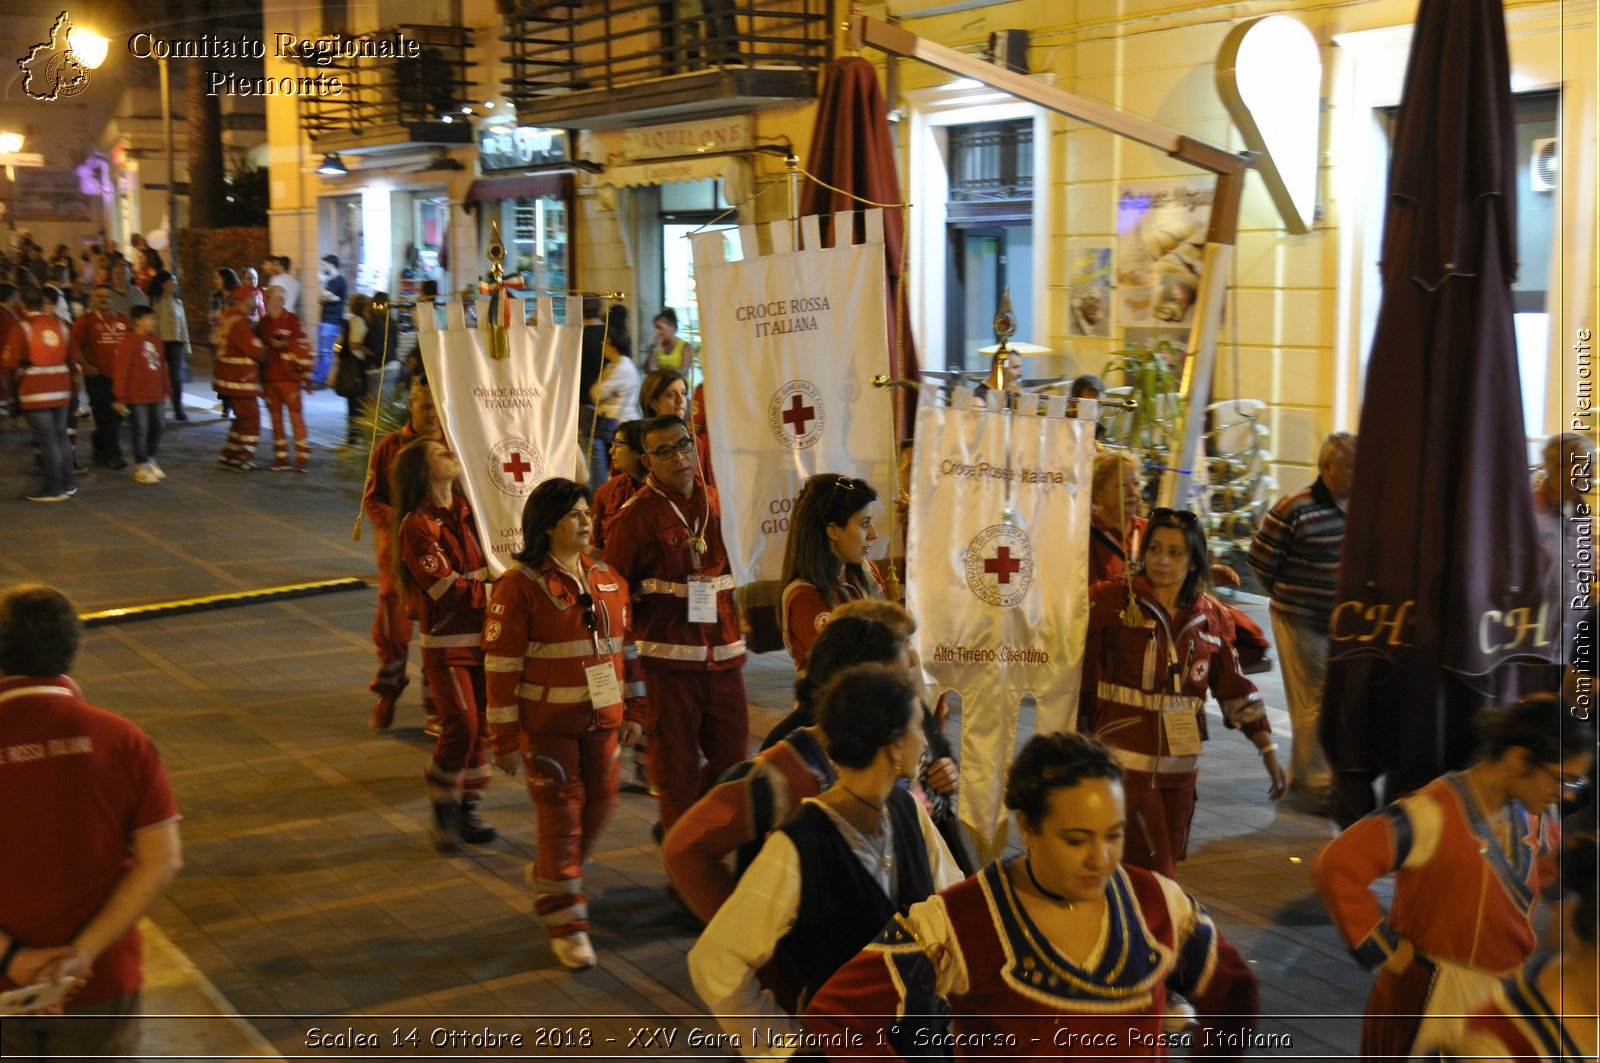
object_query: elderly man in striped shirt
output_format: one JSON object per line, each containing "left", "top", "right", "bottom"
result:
{"left": 1247, "top": 431, "right": 1357, "bottom": 812}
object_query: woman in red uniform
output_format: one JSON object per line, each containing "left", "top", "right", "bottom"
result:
{"left": 483, "top": 478, "right": 648, "bottom": 971}
{"left": 388, "top": 436, "right": 495, "bottom": 848}
{"left": 779, "top": 474, "right": 885, "bottom": 673}
{"left": 1081, "top": 508, "right": 1286, "bottom": 878}
{"left": 1312, "top": 694, "right": 1589, "bottom": 1060}
{"left": 806, "top": 731, "right": 1261, "bottom": 1059}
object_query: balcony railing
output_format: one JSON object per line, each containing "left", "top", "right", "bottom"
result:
{"left": 502, "top": 0, "right": 831, "bottom": 128}
{"left": 300, "top": 25, "right": 476, "bottom": 150}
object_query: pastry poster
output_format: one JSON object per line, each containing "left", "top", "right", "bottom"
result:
{"left": 1065, "top": 241, "right": 1113, "bottom": 337}
{"left": 1115, "top": 179, "right": 1213, "bottom": 329}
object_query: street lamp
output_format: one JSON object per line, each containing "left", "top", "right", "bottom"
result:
{"left": 67, "top": 27, "right": 110, "bottom": 70}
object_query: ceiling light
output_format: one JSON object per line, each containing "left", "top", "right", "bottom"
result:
{"left": 316, "top": 153, "right": 348, "bottom": 176}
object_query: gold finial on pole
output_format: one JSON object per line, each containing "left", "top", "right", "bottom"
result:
{"left": 980, "top": 285, "right": 1017, "bottom": 393}
{"left": 482, "top": 220, "right": 519, "bottom": 360}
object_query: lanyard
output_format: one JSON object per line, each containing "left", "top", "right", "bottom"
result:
{"left": 649, "top": 480, "right": 707, "bottom": 569}
{"left": 552, "top": 554, "right": 605, "bottom": 659}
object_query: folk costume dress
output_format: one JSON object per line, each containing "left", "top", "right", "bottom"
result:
{"left": 805, "top": 859, "right": 1260, "bottom": 1059}
{"left": 690, "top": 789, "right": 963, "bottom": 1058}
{"left": 1444, "top": 954, "right": 1590, "bottom": 1063}
{"left": 1311, "top": 772, "right": 1559, "bottom": 1060}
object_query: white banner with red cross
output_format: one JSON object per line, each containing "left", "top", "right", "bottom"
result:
{"left": 906, "top": 389, "right": 1095, "bottom": 862}
{"left": 417, "top": 296, "right": 582, "bottom": 577}
{"left": 692, "top": 211, "right": 897, "bottom": 586}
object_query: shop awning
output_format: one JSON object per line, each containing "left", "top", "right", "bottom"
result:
{"left": 463, "top": 172, "right": 570, "bottom": 209}
{"left": 582, "top": 153, "right": 748, "bottom": 199}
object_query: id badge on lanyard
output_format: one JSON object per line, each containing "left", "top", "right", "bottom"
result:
{"left": 585, "top": 661, "right": 622, "bottom": 707}
{"left": 1161, "top": 637, "right": 1201, "bottom": 756}
{"left": 687, "top": 577, "right": 718, "bottom": 625}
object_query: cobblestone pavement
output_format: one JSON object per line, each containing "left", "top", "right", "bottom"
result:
{"left": 5, "top": 386, "right": 1379, "bottom": 1060}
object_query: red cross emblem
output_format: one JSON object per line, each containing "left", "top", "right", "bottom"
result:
{"left": 984, "top": 546, "right": 1022, "bottom": 584}
{"left": 781, "top": 394, "right": 816, "bottom": 436}
{"left": 501, "top": 451, "right": 533, "bottom": 482}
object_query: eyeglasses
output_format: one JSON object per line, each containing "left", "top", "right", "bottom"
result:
{"left": 647, "top": 436, "right": 695, "bottom": 460}
{"left": 1539, "top": 764, "right": 1588, "bottom": 793}
{"left": 1150, "top": 507, "right": 1200, "bottom": 526}
{"left": 577, "top": 592, "right": 598, "bottom": 633}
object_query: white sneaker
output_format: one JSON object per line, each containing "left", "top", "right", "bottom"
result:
{"left": 148, "top": 460, "right": 166, "bottom": 481}
{"left": 550, "top": 931, "right": 596, "bottom": 971}
{"left": 133, "top": 464, "right": 157, "bottom": 484}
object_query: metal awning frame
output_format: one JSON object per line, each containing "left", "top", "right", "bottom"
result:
{"left": 849, "top": 15, "right": 1254, "bottom": 508}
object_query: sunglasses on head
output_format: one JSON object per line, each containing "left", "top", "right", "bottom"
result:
{"left": 1150, "top": 507, "right": 1200, "bottom": 526}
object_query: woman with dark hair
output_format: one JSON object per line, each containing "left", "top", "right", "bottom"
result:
{"left": 1080, "top": 507, "right": 1286, "bottom": 879}
{"left": 146, "top": 271, "right": 190, "bottom": 420}
{"left": 647, "top": 307, "right": 694, "bottom": 373}
{"left": 588, "top": 328, "right": 640, "bottom": 483}
{"left": 690, "top": 664, "right": 961, "bottom": 1051}
{"left": 806, "top": 731, "right": 1261, "bottom": 1057}
{"left": 386, "top": 436, "right": 495, "bottom": 850}
{"left": 639, "top": 366, "right": 713, "bottom": 484}
{"left": 1449, "top": 831, "right": 1597, "bottom": 1062}
{"left": 482, "top": 478, "right": 647, "bottom": 971}
{"left": 590, "top": 419, "right": 646, "bottom": 550}
{"left": 1313, "top": 693, "right": 1593, "bottom": 1060}
{"left": 779, "top": 474, "right": 886, "bottom": 672}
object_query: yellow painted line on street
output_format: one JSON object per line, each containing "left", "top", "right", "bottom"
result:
{"left": 80, "top": 577, "right": 369, "bottom": 627}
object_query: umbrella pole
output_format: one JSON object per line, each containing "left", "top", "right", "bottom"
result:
{"left": 786, "top": 153, "right": 800, "bottom": 249}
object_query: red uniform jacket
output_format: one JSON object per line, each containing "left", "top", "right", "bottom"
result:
{"left": 1, "top": 313, "right": 76, "bottom": 410}
{"left": 780, "top": 561, "right": 887, "bottom": 672}
{"left": 363, "top": 423, "right": 420, "bottom": 596}
{"left": 113, "top": 333, "right": 169, "bottom": 405}
{"left": 69, "top": 309, "right": 131, "bottom": 376}
{"left": 258, "top": 310, "right": 312, "bottom": 384}
{"left": 603, "top": 477, "right": 744, "bottom": 672}
{"left": 396, "top": 493, "right": 489, "bottom": 666}
{"left": 590, "top": 472, "right": 644, "bottom": 549}
{"left": 212, "top": 309, "right": 264, "bottom": 397}
{"left": 482, "top": 554, "right": 648, "bottom": 754}
{"left": 1080, "top": 574, "right": 1269, "bottom": 788}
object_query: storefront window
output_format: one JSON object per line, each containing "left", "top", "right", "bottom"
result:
{"left": 658, "top": 176, "right": 735, "bottom": 374}
{"left": 398, "top": 191, "right": 450, "bottom": 300}
{"left": 499, "top": 194, "right": 567, "bottom": 293}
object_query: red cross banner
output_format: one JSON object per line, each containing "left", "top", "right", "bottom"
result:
{"left": 416, "top": 296, "right": 582, "bottom": 577}
{"left": 692, "top": 211, "right": 897, "bottom": 587}
{"left": 906, "top": 389, "right": 1096, "bottom": 861}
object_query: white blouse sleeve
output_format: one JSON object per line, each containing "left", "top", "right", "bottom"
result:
{"left": 687, "top": 831, "right": 806, "bottom": 1059}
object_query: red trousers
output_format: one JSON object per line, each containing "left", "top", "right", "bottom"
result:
{"left": 264, "top": 380, "right": 309, "bottom": 468}
{"left": 1120, "top": 772, "right": 1198, "bottom": 879}
{"left": 369, "top": 588, "right": 414, "bottom": 696}
{"left": 221, "top": 394, "right": 260, "bottom": 463}
{"left": 422, "top": 661, "right": 489, "bottom": 804}
{"left": 645, "top": 667, "right": 749, "bottom": 830}
{"left": 1361, "top": 960, "right": 1434, "bottom": 1061}
{"left": 523, "top": 726, "right": 621, "bottom": 937}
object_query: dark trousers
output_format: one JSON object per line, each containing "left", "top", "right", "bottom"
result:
{"left": 84, "top": 374, "right": 122, "bottom": 462}
{"left": 164, "top": 341, "right": 187, "bottom": 416}
{"left": 24, "top": 404, "right": 75, "bottom": 495}
{"left": 128, "top": 403, "right": 163, "bottom": 463}
{"left": 590, "top": 415, "right": 618, "bottom": 483}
